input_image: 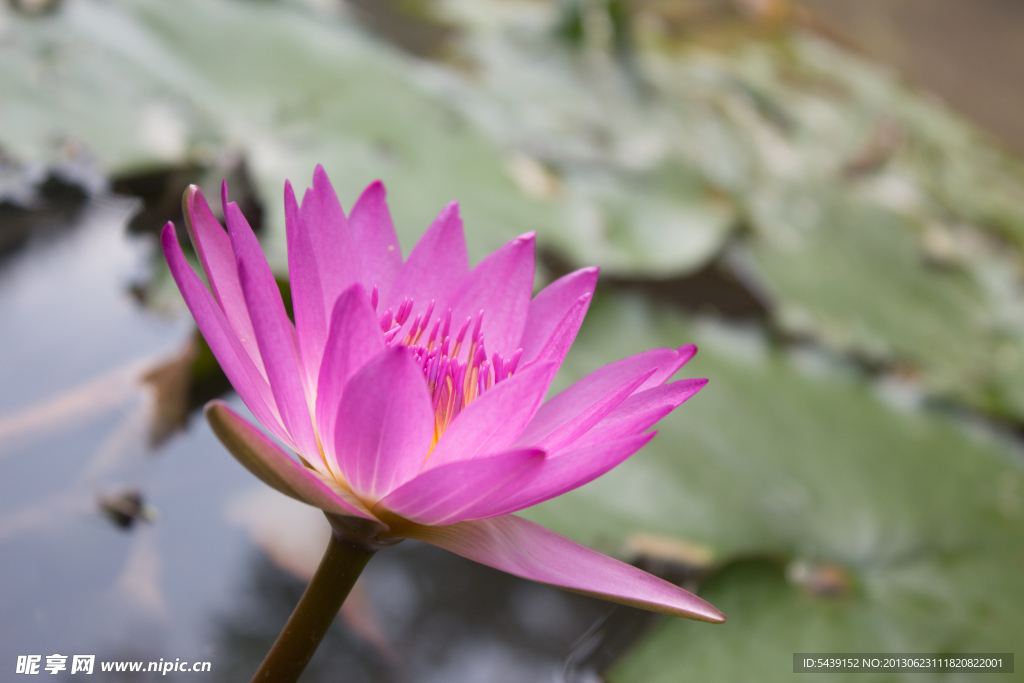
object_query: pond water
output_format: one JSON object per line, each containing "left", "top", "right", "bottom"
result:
{"left": 0, "top": 197, "right": 629, "bottom": 682}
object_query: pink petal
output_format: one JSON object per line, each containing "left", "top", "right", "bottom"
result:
{"left": 385, "top": 201, "right": 468, "bottom": 329}
{"left": 376, "top": 448, "right": 545, "bottom": 526}
{"left": 226, "top": 200, "right": 322, "bottom": 468}
{"left": 515, "top": 369, "right": 654, "bottom": 452}
{"left": 446, "top": 232, "right": 536, "bottom": 359}
{"left": 299, "top": 165, "right": 362, "bottom": 317}
{"left": 426, "top": 361, "right": 559, "bottom": 469}
{"left": 349, "top": 180, "right": 402, "bottom": 302}
{"left": 399, "top": 515, "right": 725, "bottom": 622}
{"left": 334, "top": 347, "right": 435, "bottom": 501}
{"left": 574, "top": 378, "right": 708, "bottom": 447}
{"left": 161, "top": 223, "right": 288, "bottom": 447}
{"left": 673, "top": 343, "right": 698, "bottom": 376}
{"left": 480, "top": 433, "right": 656, "bottom": 517}
{"left": 519, "top": 267, "right": 598, "bottom": 364}
{"left": 315, "top": 284, "right": 386, "bottom": 479}
{"left": 205, "top": 400, "right": 379, "bottom": 522}
{"left": 285, "top": 181, "right": 327, "bottom": 393}
{"left": 524, "top": 347, "right": 691, "bottom": 443}
{"left": 183, "top": 185, "right": 266, "bottom": 378}
{"left": 521, "top": 294, "right": 591, "bottom": 369}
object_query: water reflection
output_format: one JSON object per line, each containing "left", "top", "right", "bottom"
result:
{"left": 215, "top": 541, "right": 620, "bottom": 683}
{"left": 215, "top": 556, "right": 392, "bottom": 683}
{"left": 0, "top": 195, "right": 228, "bottom": 671}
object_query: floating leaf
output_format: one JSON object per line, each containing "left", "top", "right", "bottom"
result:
{"left": 719, "top": 35, "right": 1024, "bottom": 420}
{"left": 0, "top": 0, "right": 558, "bottom": 270}
{"left": 522, "top": 293, "right": 1024, "bottom": 675}
{"left": 610, "top": 553, "right": 1023, "bottom": 683}
{"left": 416, "top": 0, "right": 743, "bottom": 276}
{"left": 740, "top": 186, "right": 1024, "bottom": 418}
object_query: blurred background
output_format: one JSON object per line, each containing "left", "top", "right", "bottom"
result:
{"left": 2, "top": 0, "right": 1023, "bottom": 680}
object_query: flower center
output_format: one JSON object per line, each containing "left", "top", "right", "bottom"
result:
{"left": 374, "top": 290, "right": 523, "bottom": 451}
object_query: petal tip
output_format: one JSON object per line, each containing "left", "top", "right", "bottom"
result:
{"left": 677, "top": 344, "right": 698, "bottom": 362}
{"left": 182, "top": 186, "right": 199, "bottom": 231}
{"left": 696, "top": 603, "right": 727, "bottom": 624}
{"left": 159, "top": 223, "right": 184, "bottom": 263}
{"left": 203, "top": 398, "right": 231, "bottom": 420}
{"left": 284, "top": 180, "right": 300, "bottom": 210}
{"left": 661, "top": 586, "right": 726, "bottom": 623}
{"left": 312, "top": 164, "right": 336, "bottom": 193}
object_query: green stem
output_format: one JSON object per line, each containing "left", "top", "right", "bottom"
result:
{"left": 250, "top": 532, "right": 376, "bottom": 683}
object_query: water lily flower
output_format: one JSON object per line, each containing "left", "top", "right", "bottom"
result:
{"left": 160, "top": 165, "right": 723, "bottom": 637}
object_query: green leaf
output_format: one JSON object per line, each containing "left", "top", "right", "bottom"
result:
{"left": 691, "top": 34, "right": 1024, "bottom": 422}
{"left": 0, "top": 0, "right": 558, "bottom": 267}
{"left": 741, "top": 186, "right": 1024, "bottom": 419}
{"left": 522, "top": 293, "right": 1024, "bottom": 676}
{"left": 409, "top": 1, "right": 743, "bottom": 277}
{"left": 610, "top": 554, "right": 1023, "bottom": 683}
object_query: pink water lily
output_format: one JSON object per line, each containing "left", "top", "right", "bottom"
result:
{"left": 161, "top": 165, "right": 723, "bottom": 624}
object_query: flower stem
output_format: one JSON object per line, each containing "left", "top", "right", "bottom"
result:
{"left": 250, "top": 532, "right": 376, "bottom": 683}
